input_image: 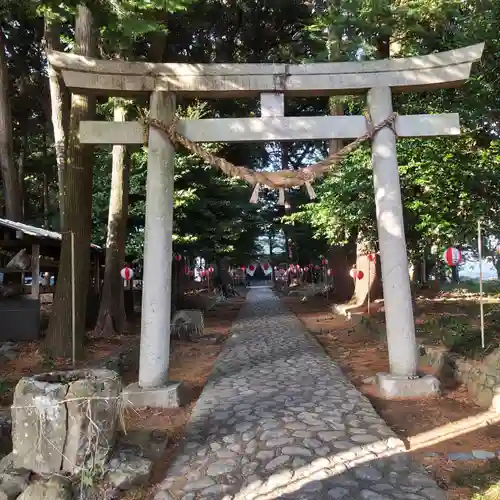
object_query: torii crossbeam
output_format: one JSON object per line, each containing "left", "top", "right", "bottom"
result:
{"left": 48, "top": 43, "right": 484, "bottom": 403}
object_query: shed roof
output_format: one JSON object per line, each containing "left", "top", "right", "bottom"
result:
{"left": 0, "top": 218, "right": 102, "bottom": 251}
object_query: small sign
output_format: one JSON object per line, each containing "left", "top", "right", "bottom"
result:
{"left": 120, "top": 266, "right": 134, "bottom": 280}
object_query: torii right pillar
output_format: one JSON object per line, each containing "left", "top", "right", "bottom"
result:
{"left": 368, "top": 86, "right": 440, "bottom": 398}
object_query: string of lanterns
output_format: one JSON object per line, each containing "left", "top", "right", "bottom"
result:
{"left": 170, "top": 246, "right": 463, "bottom": 283}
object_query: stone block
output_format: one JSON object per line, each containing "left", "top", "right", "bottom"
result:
{"left": 105, "top": 446, "right": 153, "bottom": 490}
{"left": 171, "top": 309, "right": 204, "bottom": 340}
{"left": 121, "top": 381, "right": 187, "bottom": 409}
{"left": 376, "top": 373, "right": 440, "bottom": 399}
{"left": 63, "top": 371, "right": 121, "bottom": 474}
{"left": 116, "top": 430, "right": 168, "bottom": 461}
{"left": 490, "top": 386, "right": 500, "bottom": 413}
{"left": 0, "top": 454, "right": 30, "bottom": 500}
{"left": 12, "top": 369, "right": 121, "bottom": 475}
{"left": 472, "top": 450, "right": 496, "bottom": 460}
{"left": 17, "top": 477, "right": 71, "bottom": 500}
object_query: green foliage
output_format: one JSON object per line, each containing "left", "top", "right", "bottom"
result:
{"left": 286, "top": 0, "right": 500, "bottom": 267}
{"left": 4, "top": 0, "right": 500, "bottom": 279}
{"left": 441, "top": 280, "right": 500, "bottom": 297}
{"left": 91, "top": 102, "right": 263, "bottom": 262}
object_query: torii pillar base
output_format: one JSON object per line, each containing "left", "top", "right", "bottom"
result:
{"left": 376, "top": 373, "right": 440, "bottom": 399}
{"left": 122, "top": 381, "right": 189, "bottom": 409}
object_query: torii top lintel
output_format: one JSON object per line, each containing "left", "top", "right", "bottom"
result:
{"left": 47, "top": 43, "right": 484, "bottom": 98}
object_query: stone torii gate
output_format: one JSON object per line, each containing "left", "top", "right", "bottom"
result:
{"left": 48, "top": 43, "right": 484, "bottom": 403}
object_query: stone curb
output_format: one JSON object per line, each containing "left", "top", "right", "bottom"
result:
{"left": 423, "top": 450, "right": 498, "bottom": 461}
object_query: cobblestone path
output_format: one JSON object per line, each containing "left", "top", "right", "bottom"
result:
{"left": 156, "top": 288, "right": 446, "bottom": 500}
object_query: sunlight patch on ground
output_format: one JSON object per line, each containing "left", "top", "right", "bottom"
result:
{"left": 408, "top": 410, "right": 500, "bottom": 451}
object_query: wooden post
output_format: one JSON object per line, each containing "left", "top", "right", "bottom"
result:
{"left": 95, "top": 256, "right": 101, "bottom": 293}
{"left": 367, "top": 260, "right": 371, "bottom": 315}
{"left": 31, "top": 244, "right": 40, "bottom": 299}
{"left": 139, "top": 91, "right": 176, "bottom": 389}
{"left": 478, "top": 220, "right": 485, "bottom": 348}
{"left": 71, "top": 231, "right": 76, "bottom": 367}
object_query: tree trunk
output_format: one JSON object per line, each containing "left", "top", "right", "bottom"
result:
{"left": 44, "top": 17, "right": 70, "bottom": 229}
{"left": 42, "top": 124, "right": 50, "bottom": 228}
{"left": 0, "top": 28, "right": 22, "bottom": 221}
{"left": 349, "top": 32, "right": 392, "bottom": 305}
{"left": 43, "top": 174, "right": 49, "bottom": 228}
{"left": 325, "top": 7, "right": 355, "bottom": 303}
{"left": 353, "top": 237, "right": 383, "bottom": 305}
{"left": 327, "top": 240, "right": 355, "bottom": 302}
{"left": 46, "top": 4, "right": 96, "bottom": 359}
{"left": 17, "top": 130, "right": 28, "bottom": 219}
{"left": 93, "top": 103, "right": 129, "bottom": 337}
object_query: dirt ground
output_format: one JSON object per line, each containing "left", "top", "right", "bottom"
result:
{"left": 122, "top": 291, "right": 248, "bottom": 496}
{"left": 0, "top": 290, "right": 248, "bottom": 499}
{"left": 282, "top": 293, "right": 500, "bottom": 500}
{"left": 3, "top": 285, "right": 500, "bottom": 498}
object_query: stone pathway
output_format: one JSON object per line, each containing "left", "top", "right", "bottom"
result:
{"left": 156, "top": 288, "right": 446, "bottom": 500}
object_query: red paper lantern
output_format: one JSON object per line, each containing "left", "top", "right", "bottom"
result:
{"left": 120, "top": 266, "right": 134, "bottom": 280}
{"left": 208, "top": 267, "right": 214, "bottom": 274}
{"left": 189, "top": 270, "right": 194, "bottom": 277}
{"left": 327, "top": 269, "right": 332, "bottom": 276}
{"left": 350, "top": 268, "right": 364, "bottom": 280}
{"left": 368, "top": 253, "right": 376, "bottom": 262}
{"left": 443, "top": 247, "right": 462, "bottom": 266}
{"left": 201, "top": 270, "right": 207, "bottom": 277}
{"left": 309, "top": 263, "right": 314, "bottom": 269}
{"left": 240, "top": 265, "right": 246, "bottom": 271}
{"left": 263, "top": 263, "right": 270, "bottom": 271}
{"left": 184, "top": 265, "right": 189, "bottom": 275}
{"left": 321, "top": 258, "right": 328, "bottom": 265}
{"left": 174, "top": 254, "right": 182, "bottom": 262}
{"left": 314, "top": 265, "right": 320, "bottom": 270}
{"left": 249, "top": 264, "right": 255, "bottom": 272}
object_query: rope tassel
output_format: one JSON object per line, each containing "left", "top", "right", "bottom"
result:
{"left": 278, "top": 188, "right": 285, "bottom": 206}
{"left": 249, "top": 183, "right": 261, "bottom": 204}
{"left": 305, "top": 181, "right": 316, "bottom": 200}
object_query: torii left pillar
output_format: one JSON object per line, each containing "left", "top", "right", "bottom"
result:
{"left": 123, "top": 90, "right": 185, "bottom": 407}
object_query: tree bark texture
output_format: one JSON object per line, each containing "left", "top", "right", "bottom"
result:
{"left": 0, "top": 27, "right": 23, "bottom": 221}
{"left": 327, "top": 240, "right": 356, "bottom": 303}
{"left": 17, "top": 130, "right": 28, "bottom": 219}
{"left": 353, "top": 236, "right": 383, "bottom": 306}
{"left": 42, "top": 123, "right": 50, "bottom": 228}
{"left": 94, "top": 103, "right": 129, "bottom": 337}
{"left": 44, "top": 17, "right": 70, "bottom": 229}
{"left": 349, "top": 32, "right": 392, "bottom": 305}
{"left": 46, "top": 4, "right": 96, "bottom": 358}
{"left": 323, "top": 0, "right": 361, "bottom": 303}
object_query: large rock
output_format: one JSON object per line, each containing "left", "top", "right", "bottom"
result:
{"left": 104, "top": 446, "right": 153, "bottom": 490}
{"left": 0, "top": 454, "right": 30, "bottom": 500}
{"left": 0, "top": 343, "right": 17, "bottom": 362}
{"left": 17, "top": 477, "right": 71, "bottom": 500}
{"left": 12, "top": 369, "right": 121, "bottom": 475}
{"left": 171, "top": 310, "right": 204, "bottom": 340}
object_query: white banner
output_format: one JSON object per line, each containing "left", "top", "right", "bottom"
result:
{"left": 246, "top": 264, "right": 256, "bottom": 276}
